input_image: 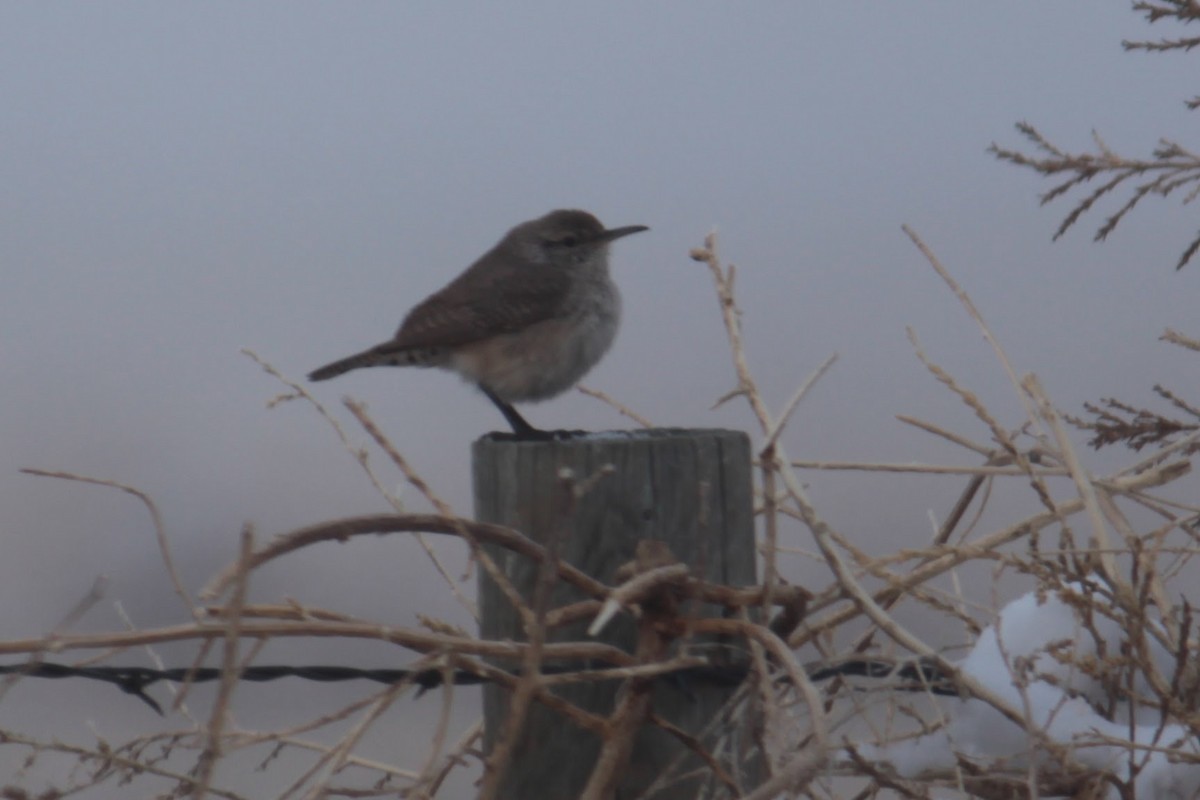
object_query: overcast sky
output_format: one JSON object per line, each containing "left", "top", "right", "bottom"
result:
{"left": 2, "top": 3, "right": 1197, "bottom": 796}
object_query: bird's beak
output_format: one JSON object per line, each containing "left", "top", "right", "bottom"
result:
{"left": 595, "top": 224, "right": 649, "bottom": 244}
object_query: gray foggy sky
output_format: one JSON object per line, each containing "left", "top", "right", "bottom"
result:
{"left": 2, "top": 3, "right": 1197, "bottom": 796}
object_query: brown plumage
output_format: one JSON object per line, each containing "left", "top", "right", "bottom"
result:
{"left": 308, "top": 209, "right": 648, "bottom": 435}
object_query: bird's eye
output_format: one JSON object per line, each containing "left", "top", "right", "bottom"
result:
{"left": 559, "top": 235, "right": 578, "bottom": 247}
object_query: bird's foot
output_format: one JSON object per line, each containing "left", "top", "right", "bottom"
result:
{"left": 485, "top": 428, "right": 590, "bottom": 442}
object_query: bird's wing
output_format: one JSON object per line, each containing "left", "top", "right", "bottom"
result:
{"left": 389, "top": 258, "right": 572, "bottom": 350}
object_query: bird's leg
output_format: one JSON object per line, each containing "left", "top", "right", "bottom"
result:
{"left": 480, "top": 387, "right": 541, "bottom": 437}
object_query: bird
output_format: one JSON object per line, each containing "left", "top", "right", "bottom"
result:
{"left": 308, "top": 209, "right": 648, "bottom": 437}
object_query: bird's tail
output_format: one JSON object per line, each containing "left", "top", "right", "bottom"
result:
{"left": 308, "top": 349, "right": 379, "bottom": 381}
{"left": 308, "top": 342, "right": 442, "bottom": 381}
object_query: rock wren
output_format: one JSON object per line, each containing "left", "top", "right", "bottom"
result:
{"left": 308, "top": 209, "right": 648, "bottom": 436}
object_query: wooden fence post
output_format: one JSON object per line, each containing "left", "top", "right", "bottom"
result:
{"left": 473, "top": 428, "right": 759, "bottom": 799}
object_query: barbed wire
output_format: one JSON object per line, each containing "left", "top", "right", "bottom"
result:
{"left": 0, "top": 656, "right": 953, "bottom": 715}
